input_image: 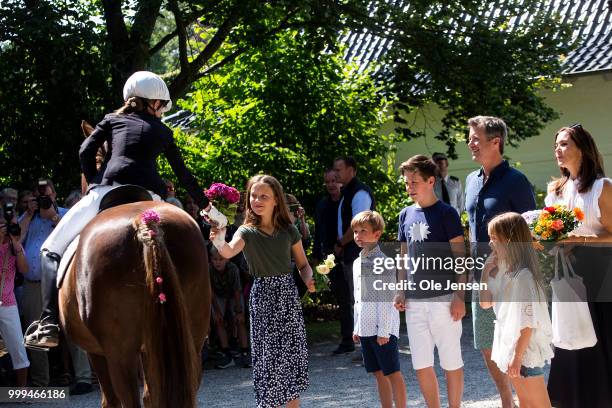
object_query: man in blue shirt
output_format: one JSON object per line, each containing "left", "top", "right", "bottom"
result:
{"left": 18, "top": 179, "right": 67, "bottom": 386}
{"left": 464, "top": 116, "right": 536, "bottom": 408}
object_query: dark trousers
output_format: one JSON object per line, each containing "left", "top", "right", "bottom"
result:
{"left": 329, "top": 263, "right": 353, "bottom": 345}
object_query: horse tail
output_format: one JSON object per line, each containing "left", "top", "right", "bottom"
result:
{"left": 134, "top": 209, "right": 198, "bottom": 408}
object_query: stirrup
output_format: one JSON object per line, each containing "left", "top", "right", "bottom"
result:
{"left": 24, "top": 319, "right": 59, "bottom": 350}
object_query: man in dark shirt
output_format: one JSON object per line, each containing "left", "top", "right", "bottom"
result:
{"left": 464, "top": 116, "right": 536, "bottom": 408}
{"left": 313, "top": 168, "right": 352, "bottom": 354}
{"left": 333, "top": 157, "right": 375, "bottom": 354}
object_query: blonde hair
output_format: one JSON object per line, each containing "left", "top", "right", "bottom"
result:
{"left": 350, "top": 210, "right": 385, "bottom": 233}
{"left": 243, "top": 175, "right": 293, "bottom": 230}
{"left": 487, "top": 212, "right": 545, "bottom": 295}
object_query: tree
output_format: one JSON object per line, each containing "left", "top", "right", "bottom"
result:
{"left": 0, "top": 0, "right": 110, "bottom": 191}
{"left": 0, "top": 0, "right": 574, "bottom": 193}
{"left": 160, "top": 31, "right": 408, "bottom": 235}
{"left": 374, "top": 0, "right": 574, "bottom": 157}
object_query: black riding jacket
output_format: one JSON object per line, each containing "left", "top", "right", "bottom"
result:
{"left": 79, "top": 112, "right": 209, "bottom": 208}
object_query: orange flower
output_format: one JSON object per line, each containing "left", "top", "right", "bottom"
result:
{"left": 573, "top": 207, "right": 585, "bottom": 221}
{"left": 551, "top": 219, "right": 564, "bottom": 231}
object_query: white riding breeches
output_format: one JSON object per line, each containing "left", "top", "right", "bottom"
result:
{"left": 42, "top": 185, "right": 161, "bottom": 257}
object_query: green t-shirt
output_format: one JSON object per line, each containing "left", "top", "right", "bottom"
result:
{"left": 235, "top": 224, "right": 302, "bottom": 278}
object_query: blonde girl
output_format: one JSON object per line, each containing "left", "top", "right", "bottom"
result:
{"left": 479, "top": 212, "right": 553, "bottom": 408}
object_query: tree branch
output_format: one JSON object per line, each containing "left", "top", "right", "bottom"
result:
{"left": 149, "top": 29, "right": 178, "bottom": 56}
{"left": 168, "top": 4, "right": 243, "bottom": 98}
{"left": 131, "top": 0, "right": 163, "bottom": 46}
{"left": 168, "top": 0, "right": 189, "bottom": 72}
{"left": 101, "top": 0, "right": 130, "bottom": 49}
{"left": 195, "top": 10, "right": 299, "bottom": 79}
{"left": 196, "top": 47, "right": 246, "bottom": 78}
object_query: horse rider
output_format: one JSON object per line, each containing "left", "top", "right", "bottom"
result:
{"left": 25, "top": 71, "right": 227, "bottom": 348}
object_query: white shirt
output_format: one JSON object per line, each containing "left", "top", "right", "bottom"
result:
{"left": 434, "top": 175, "right": 464, "bottom": 215}
{"left": 337, "top": 190, "right": 372, "bottom": 239}
{"left": 489, "top": 268, "right": 554, "bottom": 372}
{"left": 353, "top": 245, "right": 400, "bottom": 338}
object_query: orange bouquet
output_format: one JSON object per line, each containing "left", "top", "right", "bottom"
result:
{"left": 522, "top": 205, "right": 584, "bottom": 242}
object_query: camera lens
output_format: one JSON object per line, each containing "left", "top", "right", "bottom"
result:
{"left": 7, "top": 223, "right": 20, "bottom": 237}
{"left": 38, "top": 196, "right": 53, "bottom": 210}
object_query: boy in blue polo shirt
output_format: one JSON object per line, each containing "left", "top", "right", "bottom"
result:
{"left": 351, "top": 210, "right": 406, "bottom": 408}
{"left": 394, "top": 155, "right": 466, "bottom": 408}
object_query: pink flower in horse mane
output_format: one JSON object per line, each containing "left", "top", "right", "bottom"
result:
{"left": 158, "top": 293, "right": 166, "bottom": 304}
{"left": 141, "top": 209, "right": 161, "bottom": 225}
{"left": 155, "top": 277, "right": 163, "bottom": 284}
{"left": 204, "top": 183, "right": 240, "bottom": 204}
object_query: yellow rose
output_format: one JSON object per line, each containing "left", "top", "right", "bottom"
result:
{"left": 324, "top": 259, "right": 335, "bottom": 269}
{"left": 325, "top": 254, "right": 336, "bottom": 263}
{"left": 316, "top": 265, "right": 330, "bottom": 275}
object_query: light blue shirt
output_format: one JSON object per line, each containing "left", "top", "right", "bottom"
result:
{"left": 19, "top": 208, "right": 68, "bottom": 281}
{"left": 337, "top": 190, "right": 373, "bottom": 239}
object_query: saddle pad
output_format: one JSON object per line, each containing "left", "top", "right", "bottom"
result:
{"left": 57, "top": 236, "right": 79, "bottom": 289}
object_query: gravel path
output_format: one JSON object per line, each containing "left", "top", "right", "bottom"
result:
{"left": 3, "top": 316, "right": 549, "bottom": 407}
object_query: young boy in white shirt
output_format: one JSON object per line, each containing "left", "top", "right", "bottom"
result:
{"left": 352, "top": 210, "right": 406, "bottom": 408}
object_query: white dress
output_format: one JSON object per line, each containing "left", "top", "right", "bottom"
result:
{"left": 545, "top": 177, "right": 611, "bottom": 236}
{"left": 545, "top": 177, "right": 612, "bottom": 407}
{"left": 490, "top": 268, "right": 554, "bottom": 373}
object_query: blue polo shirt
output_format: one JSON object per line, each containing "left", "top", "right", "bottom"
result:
{"left": 465, "top": 160, "right": 535, "bottom": 278}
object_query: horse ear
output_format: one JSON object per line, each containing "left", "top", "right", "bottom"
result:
{"left": 81, "top": 120, "right": 95, "bottom": 138}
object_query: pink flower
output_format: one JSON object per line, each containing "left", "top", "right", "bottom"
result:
{"left": 155, "top": 277, "right": 163, "bottom": 284}
{"left": 551, "top": 219, "right": 564, "bottom": 231}
{"left": 141, "top": 209, "right": 160, "bottom": 225}
{"left": 205, "top": 182, "right": 240, "bottom": 204}
{"left": 158, "top": 293, "right": 166, "bottom": 303}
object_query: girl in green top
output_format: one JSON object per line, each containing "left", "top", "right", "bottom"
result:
{"left": 211, "top": 174, "right": 314, "bottom": 408}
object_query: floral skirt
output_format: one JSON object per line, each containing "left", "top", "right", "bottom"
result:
{"left": 250, "top": 273, "right": 309, "bottom": 408}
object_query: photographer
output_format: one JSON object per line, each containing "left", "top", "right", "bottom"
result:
{"left": 0, "top": 206, "right": 30, "bottom": 386}
{"left": 18, "top": 179, "right": 67, "bottom": 387}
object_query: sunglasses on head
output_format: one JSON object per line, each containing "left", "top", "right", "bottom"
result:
{"left": 569, "top": 123, "right": 582, "bottom": 130}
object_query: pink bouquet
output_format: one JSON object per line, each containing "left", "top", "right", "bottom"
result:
{"left": 204, "top": 183, "right": 240, "bottom": 225}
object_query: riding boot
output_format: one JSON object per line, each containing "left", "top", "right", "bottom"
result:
{"left": 24, "top": 251, "right": 60, "bottom": 349}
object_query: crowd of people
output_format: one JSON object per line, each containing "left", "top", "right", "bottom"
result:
{"left": 307, "top": 117, "right": 611, "bottom": 408}
{"left": 1, "top": 67, "right": 610, "bottom": 408}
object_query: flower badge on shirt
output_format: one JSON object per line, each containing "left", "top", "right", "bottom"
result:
{"left": 409, "top": 221, "right": 430, "bottom": 242}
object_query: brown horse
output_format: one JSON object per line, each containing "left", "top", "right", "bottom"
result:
{"left": 59, "top": 200, "right": 210, "bottom": 407}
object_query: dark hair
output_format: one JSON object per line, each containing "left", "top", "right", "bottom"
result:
{"left": 115, "top": 96, "right": 148, "bottom": 115}
{"left": 468, "top": 115, "right": 507, "bottom": 154}
{"left": 36, "top": 179, "right": 56, "bottom": 194}
{"left": 324, "top": 167, "right": 335, "bottom": 175}
{"left": 399, "top": 155, "right": 438, "bottom": 180}
{"left": 243, "top": 175, "right": 293, "bottom": 230}
{"left": 334, "top": 156, "right": 357, "bottom": 171}
{"left": 550, "top": 125, "right": 605, "bottom": 197}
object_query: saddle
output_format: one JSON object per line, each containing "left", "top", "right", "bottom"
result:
{"left": 57, "top": 185, "right": 153, "bottom": 288}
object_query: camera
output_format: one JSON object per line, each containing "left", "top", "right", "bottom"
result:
{"left": 2, "top": 202, "right": 21, "bottom": 237}
{"left": 37, "top": 180, "right": 53, "bottom": 210}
